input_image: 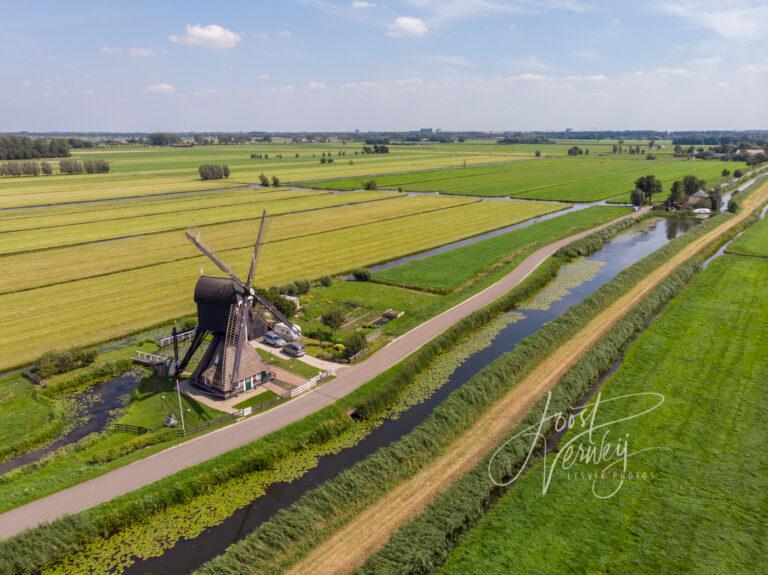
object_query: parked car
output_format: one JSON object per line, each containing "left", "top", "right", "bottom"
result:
{"left": 283, "top": 342, "right": 306, "bottom": 357}
{"left": 273, "top": 321, "right": 302, "bottom": 342}
{"left": 264, "top": 331, "right": 287, "bottom": 347}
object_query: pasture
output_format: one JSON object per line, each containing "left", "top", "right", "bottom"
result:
{"left": 727, "top": 212, "right": 768, "bottom": 257}
{"left": 440, "top": 253, "right": 768, "bottom": 574}
{"left": 374, "top": 205, "right": 628, "bottom": 292}
{"left": 305, "top": 155, "right": 743, "bottom": 202}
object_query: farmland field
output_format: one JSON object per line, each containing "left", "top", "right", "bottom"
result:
{"left": 440, "top": 253, "right": 768, "bottom": 574}
{"left": 305, "top": 155, "right": 743, "bottom": 202}
{"left": 0, "top": 188, "right": 565, "bottom": 369}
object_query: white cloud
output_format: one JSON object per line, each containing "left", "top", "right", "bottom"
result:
{"left": 564, "top": 74, "right": 608, "bottom": 82}
{"left": 387, "top": 16, "right": 428, "bottom": 37}
{"left": 305, "top": 81, "right": 327, "bottom": 90}
{"left": 101, "top": 46, "right": 156, "bottom": 58}
{"left": 18, "top": 80, "right": 32, "bottom": 86}
{"left": 257, "top": 74, "right": 271, "bottom": 81}
{"left": 507, "top": 73, "right": 548, "bottom": 82}
{"left": 146, "top": 82, "right": 176, "bottom": 94}
{"left": 403, "top": 0, "right": 587, "bottom": 22}
{"left": 655, "top": 67, "right": 692, "bottom": 77}
{"left": 82, "top": 89, "right": 96, "bottom": 97}
{"left": 654, "top": 1, "right": 768, "bottom": 41}
{"left": 169, "top": 24, "right": 241, "bottom": 49}
{"left": 279, "top": 30, "right": 293, "bottom": 38}
{"left": 351, "top": 1, "right": 375, "bottom": 8}
{"left": 43, "top": 77, "right": 63, "bottom": 83}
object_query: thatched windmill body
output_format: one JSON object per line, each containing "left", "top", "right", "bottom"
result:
{"left": 173, "top": 211, "right": 300, "bottom": 398}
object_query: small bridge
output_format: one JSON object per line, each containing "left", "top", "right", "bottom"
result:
{"left": 133, "top": 351, "right": 170, "bottom": 367}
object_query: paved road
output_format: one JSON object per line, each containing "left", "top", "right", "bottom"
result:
{"left": 0, "top": 209, "right": 644, "bottom": 540}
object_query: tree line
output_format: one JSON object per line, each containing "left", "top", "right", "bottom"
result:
{"left": 0, "top": 135, "right": 70, "bottom": 160}
{"left": 0, "top": 158, "right": 109, "bottom": 177}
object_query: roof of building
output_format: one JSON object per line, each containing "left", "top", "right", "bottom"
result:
{"left": 194, "top": 276, "right": 239, "bottom": 306}
{"left": 192, "top": 336, "right": 270, "bottom": 394}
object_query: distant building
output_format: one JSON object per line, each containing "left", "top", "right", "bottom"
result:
{"left": 420, "top": 128, "right": 433, "bottom": 133}
{"left": 685, "top": 189, "right": 710, "bottom": 208}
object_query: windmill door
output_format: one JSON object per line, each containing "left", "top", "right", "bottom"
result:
{"left": 244, "top": 377, "right": 253, "bottom": 391}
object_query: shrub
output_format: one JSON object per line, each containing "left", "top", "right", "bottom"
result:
{"left": 34, "top": 348, "right": 98, "bottom": 379}
{"left": 728, "top": 198, "right": 740, "bottom": 213}
{"left": 293, "top": 279, "right": 311, "bottom": 295}
{"left": 345, "top": 332, "right": 367, "bottom": 358}
{"left": 646, "top": 153, "right": 657, "bottom": 160}
{"left": 259, "top": 173, "right": 269, "bottom": 186}
{"left": 322, "top": 309, "right": 346, "bottom": 330}
{"left": 733, "top": 169, "right": 744, "bottom": 178}
{"left": 271, "top": 175, "right": 280, "bottom": 186}
{"left": 82, "top": 159, "right": 110, "bottom": 174}
{"left": 223, "top": 165, "right": 230, "bottom": 178}
{"left": 362, "top": 179, "right": 378, "bottom": 190}
{"left": 352, "top": 268, "right": 372, "bottom": 281}
{"left": 318, "top": 276, "right": 333, "bottom": 287}
{"left": 39, "top": 161, "right": 53, "bottom": 175}
{"left": 59, "top": 159, "right": 84, "bottom": 174}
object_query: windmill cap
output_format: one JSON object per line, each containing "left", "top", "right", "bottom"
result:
{"left": 194, "top": 276, "right": 240, "bottom": 305}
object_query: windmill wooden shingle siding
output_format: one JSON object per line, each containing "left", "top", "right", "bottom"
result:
{"left": 172, "top": 211, "right": 302, "bottom": 398}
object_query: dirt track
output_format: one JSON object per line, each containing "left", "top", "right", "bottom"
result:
{"left": 0, "top": 208, "right": 644, "bottom": 540}
{"left": 287, "top": 183, "right": 768, "bottom": 575}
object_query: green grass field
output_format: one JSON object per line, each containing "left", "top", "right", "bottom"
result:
{"left": 374, "top": 206, "right": 629, "bottom": 291}
{"left": 727, "top": 213, "right": 768, "bottom": 257}
{"left": 305, "top": 156, "right": 743, "bottom": 202}
{"left": 440, "top": 253, "right": 768, "bottom": 574}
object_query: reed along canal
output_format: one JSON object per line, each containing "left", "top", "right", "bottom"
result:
{"left": 128, "top": 216, "right": 700, "bottom": 574}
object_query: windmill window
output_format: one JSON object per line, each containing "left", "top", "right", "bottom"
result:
{"left": 214, "top": 353, "right": 220, "bottom": 365}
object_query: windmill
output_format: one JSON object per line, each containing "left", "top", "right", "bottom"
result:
{"left": 172, "top": 210, "right": 300, "bottom": 398}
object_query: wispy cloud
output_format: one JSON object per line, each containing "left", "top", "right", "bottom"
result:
{"left": 351, "top": 1, "right": 375, "bottom": 7}
{"left": 506, "top": 56, "right": 552, "bottom": 70}
{"left": 425, "top": 54, "right": 474, "bottom": 67}
{"left": 146, "top": 82, "right": 176, "bottom": 94}
{"left": 169, "top": 24, "right": 241, "bottom": 49}
{"left": 404, "top": 0, "right": 588, "bottom": 23}
{"left": 101, "top": 46, "right": 156, "bottom": 58}
{"left": 653, "top": 1, "right": 768, "bottom": 41}
{"left": 387, "top": 16, "right": 429, "bottom": 37}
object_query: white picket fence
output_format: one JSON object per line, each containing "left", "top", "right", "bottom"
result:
{"left": 289, "top": 370, "right": 334, "bottom": 398}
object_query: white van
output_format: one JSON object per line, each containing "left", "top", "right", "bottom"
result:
{"left": 273, "top": 322, "right": 302, "bottom": 342}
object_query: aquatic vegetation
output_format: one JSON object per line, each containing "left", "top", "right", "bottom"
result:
{"left": 521, "top": 257, "right": 606, "bottom": 311}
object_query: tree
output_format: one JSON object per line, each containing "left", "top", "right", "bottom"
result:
{"left": 271, "top": 175, "right": 280, "bottom": 186}
{"left": 254, "top": 287, "right": 296, "bottom": 318}
{"left": 534, "top": 150, "right": 541, "bottom": 157}
{"left": 721, "top": 168, "right": 731, "bottom": 177}
{"left": 40, "top": 161, "right": 53, "bottom": 175}
{"left": 148, "top": 133, "right": 179, "bottom": 146}
{"left": 680, "top": 174, "right": 705, "bottom": 195}
{"left": 362, "top": 180, "right": 378, "bottom": 190}
{"left": 634, "top": 175, "right": 663, "bottom": 204}
{"left": 567, "top": 145, "right": 583, "bottom": 156}
{"left": 668, "top": 180, "right": 685, "bottom": 206}
{"left": 708, "top": 187, "right": 722, "bottom": 211}
{"left": 630, "top": 188, "right": 645, "bottom": 207}
{"left": 733, "top": 169, "right": 744, "bottom": 178}
{"left": 322, "top": 309, "right": 345, "bottom": 330}
{"left": 223, "top": 165, "right": 230, "bottom": 178}
{"left": 259, "top": 173, "right": 270, "bottom": 186}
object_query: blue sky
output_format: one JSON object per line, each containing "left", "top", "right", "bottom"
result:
{"left": 1, "top": 1, "right": 766, "bottom": 131}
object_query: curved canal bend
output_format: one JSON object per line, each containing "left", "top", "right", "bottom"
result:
{"left": 127, "top": 216, "right": 700, "bottom": 574}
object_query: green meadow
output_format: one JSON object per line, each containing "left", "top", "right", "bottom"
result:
{"left": 306, "top": 155, "right": 743, "bottom": 202}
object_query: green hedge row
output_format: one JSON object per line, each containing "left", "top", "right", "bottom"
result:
{"left": 0, "top": 214, "right": 658, "bottom": 575}
{"left": 192, "top": 213, "right": 740, "bottom": 575}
